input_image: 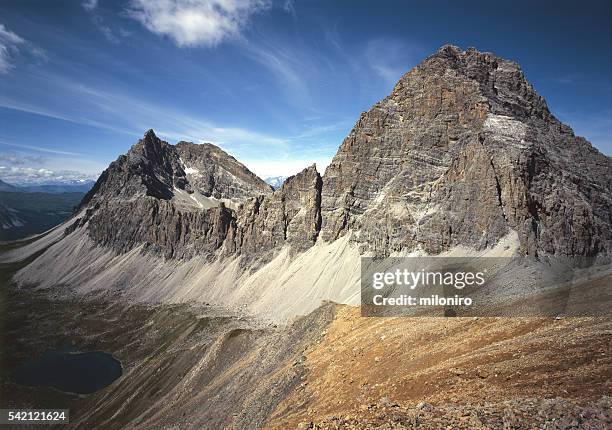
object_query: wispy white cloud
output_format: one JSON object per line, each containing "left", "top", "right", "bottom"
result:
{"left": 0, "top": 23, "right": 25, "bottom": 73}
{"left": 99, "top": 25, "right": 120, "bottom": 43}
{"left": 0, "top": 165, "right": 97, "bottom": 185}
{"left": 82, "top": 2, "right": 132, "bottom": 44}
{"left": 0, "top": 139, "right": 84, "bottom": 156}
{"left": 2, "top": 74, "right": 280, "bottom": 147}
{"left": 0, "top": 153, "right": 46, "bottom": 166}
{"left": 127, "top": 0, "right": 271, "bottom": 47}
{"left": 92, "top": 14, "right": 122, "bottom": 44}
{"left": 240, "top": 40, "right": 311, "bottom": 102}
{"left": 63, "top": 81, "right": 291, "bottom": 150}
{"left": 364, "top": 38, "right": 421, "bottom": 86}
{"left": 82, "top": 0, "right": 99, "bottom": 11}
{"left": 0, "top": 97, "right": 140, "bottom": 137}
{"left": 0, "top": 23, "right": 47, "bottom": 73}
{"left": 283, "top": 0, "right": 296, "bottom": 19}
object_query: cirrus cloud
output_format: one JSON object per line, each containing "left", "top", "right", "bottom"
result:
{"left": 127, "top": 0, "right": 271, "bottom": 47}
{"left": 0, "top": 166, "right": 97, "bottom": 185}
{"left": 0, "top": 23, "right": 25, "bottom": 73}
{"left": 82, "top": 0, "right": 99, "bottom": 11}
{"left": 0, "top": 22, "right": 47, "bottom": 73}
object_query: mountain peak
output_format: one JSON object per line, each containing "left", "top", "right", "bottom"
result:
{"left": 80, "top": 131, "right": 272, "bottom": 213}
{"left": 434, "top": 44, "right": 462, "bottom": 57}
{"left": 144, "top": 128, "right": 157, "bottom": 138}
{"left": 321, "top": 46, "right": 611, "bottom": 257}
{"left": 174, "top": 140, "right": 272, "bottom": 198}
{"left": 130, "top": 128, "right": 171, "bottom": 161}
{"left": 392, "top": 44, "right": 550, "bottom": 122}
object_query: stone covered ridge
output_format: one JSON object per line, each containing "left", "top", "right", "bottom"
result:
{"left": 75, "top": 46, "right": 612, "bottom": 260}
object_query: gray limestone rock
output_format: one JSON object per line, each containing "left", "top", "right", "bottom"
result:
{"left": 73, "top": 46, "right": 611, "bottom": 262}
{"left": 320, "top": 45, "right": 611, "bottom": 258}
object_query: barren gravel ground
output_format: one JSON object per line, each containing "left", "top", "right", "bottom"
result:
{"left": 1, "top": 284, "right": 610, "bottom": 429}
{"left": 2, "top": 237, "right": 610, "bottom": 429}
{"left": 0, "top": 282, "right": 336, "bottom": 430}
{"left": 265, "top": 304, "right": 611, "bottom": 429}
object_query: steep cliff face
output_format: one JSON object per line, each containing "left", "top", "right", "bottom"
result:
{"left": 74, "top": 131, "right": 264, "bottom": 259}
{"left": 230, "top": 164, "right": 322, "bottom": 264}
{"left": 320, "top": 45, "right": 612, "bottom": 257}
{"left": 74, "top": 131, "right": 322, "bottom": 261}
{"left": 71, "top": 46, "right": 610, "bottom": 262}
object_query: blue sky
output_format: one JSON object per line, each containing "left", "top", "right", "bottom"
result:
{"left": 0, "top": 0, "right": 610, "bottom": 183}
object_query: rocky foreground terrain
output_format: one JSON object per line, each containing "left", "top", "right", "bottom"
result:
{"left": 1, "top": 275, "right": 610, "bottom": 429}
{"left": 1, "top": 46, "right": 611, "bottom": 429}
{"left": 266, "top": 305, "right": 611, "bottom": 429}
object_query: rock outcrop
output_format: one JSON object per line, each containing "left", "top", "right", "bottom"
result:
{"left": 320, "top": 45, "right": 612, "bottom": 258}
{"left": 72, "top": 46, "right": 611, "bottom": 262}
{"left": 175, "top": 141, "right": 272, "bottom": 201}
{"left": 231, "top": 164, "right": 322, "bottom": 263}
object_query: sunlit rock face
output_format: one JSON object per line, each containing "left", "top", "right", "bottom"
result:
{"left": 320, "top": 45, "right": 612, "bottom": 258}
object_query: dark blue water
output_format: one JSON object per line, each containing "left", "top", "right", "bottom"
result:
{"left": 11, "top": 350, "right": 122, "bottom": 394}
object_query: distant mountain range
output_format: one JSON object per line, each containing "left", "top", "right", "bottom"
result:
{"left": 0, "top": 179, "right": 19, "bottom": 192}
{"left": 0, "top": 179, "right": 96, "bottom": 194}
{"left": 0, "top": 178, "right": 88, "bottom": 240}
{"left": 264, "top": 176, "right": 287, "bottom": 189}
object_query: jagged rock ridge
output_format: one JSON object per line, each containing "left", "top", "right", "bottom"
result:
{"left": 73, "top": 46, "right": 611, "bottom": 262}
{"left": 73, "top": 130, "right": 322, "bottom": 261}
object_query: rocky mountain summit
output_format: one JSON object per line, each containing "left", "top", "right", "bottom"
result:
{"left": 72, "top": 129, "right": 321, "bottom": 262}
{"left": 71, "top": 45, "right": 610, "bottom": 265}
{"left": 321, "top": 45, "right": 611, "bottom": 258}
{"left": 81, "top": 129, "right": 271, "bottom": 206}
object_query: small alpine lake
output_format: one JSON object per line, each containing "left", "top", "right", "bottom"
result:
{"left": 11, "top": 350, "right": 122, "bottom": 394}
